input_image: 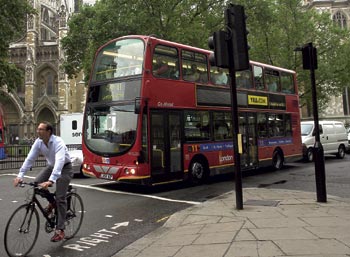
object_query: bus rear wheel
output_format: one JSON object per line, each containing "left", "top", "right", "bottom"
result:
{"left": 189, "top": 159, "right": 209, "bottom": 184}
{"left": 272, "top": 150, "right": 284, "bottom": 170}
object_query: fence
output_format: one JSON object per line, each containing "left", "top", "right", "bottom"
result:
{"left": 0, "top": 144, "right": 81, "bottom": 170}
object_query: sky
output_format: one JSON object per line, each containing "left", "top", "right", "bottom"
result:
{"left": 84, "top": 0, "right": 96, "bottom": 4}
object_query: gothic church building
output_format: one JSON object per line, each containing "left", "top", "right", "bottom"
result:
{"left": 0, "top": 0, "right": 86, "bottom": 143}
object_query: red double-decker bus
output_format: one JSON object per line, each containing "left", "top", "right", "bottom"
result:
{"left": 82, "top": 35, "right": 302, "bottom": 185}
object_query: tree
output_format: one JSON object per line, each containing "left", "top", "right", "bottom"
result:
{"left": 62, "top": 0, "right": 227, "bottom": 80}
{"left": 62, "top": 0, "right": 350, "bottom": 111}
{"left": 0, "top": 0, "right": 35, "bottom": 91}
{"left": 238, "top": 0, "right": 350, "bottom": 112}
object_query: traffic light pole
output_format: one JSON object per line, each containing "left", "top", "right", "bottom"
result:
{"left": 295, "top": 42, "right": 327, "bottom": 203}
{"left": 228, "top": 65, "right": 243, "bottom": 210}
{"left": 307, "top": 44, "right": 327, "bottom": 203}
{"left": 208, "top": 4, "right": 249, "bottom": 210}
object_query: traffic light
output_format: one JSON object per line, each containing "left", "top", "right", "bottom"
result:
{"left": 208, "top": 30, "right": 229, "bottom": 68}
{"left": 225, "top": 4, "right": 249, "bottom": 71}
{"left": 302, "top": 43, "right": 318, "bottom": 70}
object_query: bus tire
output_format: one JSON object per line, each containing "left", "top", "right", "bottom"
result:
{"left": 189, "top": 158, "right": 209, "bottom": 184}
{"left": 336, "top": 145, "right": 346, "bottom": 159}
{"left": 272, "top": 149, "right": 284, "bottom": 170}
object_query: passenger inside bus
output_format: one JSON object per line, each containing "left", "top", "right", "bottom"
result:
{"left": 170, "top": 61, "right": 180, "bottom": 79}
{"left": 184, "top": 64, "right": 200, "bottom": 82}
{"left": 215, "top": 122, "right": 229, "bottom": 140}
{"left": 236, "top": 70, "right": 251, "bottom": 88}
{"left": 213, "top": 68, "right": 228, "bottom": 85}
{"left": 153, "top": 57, "right": 170, "bottom": 77}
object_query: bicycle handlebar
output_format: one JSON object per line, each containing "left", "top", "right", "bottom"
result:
{"left": 18, "top": 181, "right": 38, "bottom": 187}
{"left": 18, "top": 181, "right": 53, "bottom": 188}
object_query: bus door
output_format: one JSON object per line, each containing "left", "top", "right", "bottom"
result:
{"left": 239, "top": 113, "right": 258, "bottom": 169}
{"left": 150, "top": 111, "right": 183, "bottom": 183}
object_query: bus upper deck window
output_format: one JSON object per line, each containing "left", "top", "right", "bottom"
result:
{"left": 236, "top": 70, "right": 252, "bottom": 88}
{"left": 152, "top": 45, "right": 178, "bottom": 79}
{"left": 264, "top": 69, "right": 280, "bottom": 92}
{"left": 211, "top": 67, "right": 228, "bottom": 86}
{"left": 281, "top": 73, "right": 295, "bottom": 94}
{"left": 181, "top": 50, "right": 208, "bottom": 83}
{"left": 253, "top": 66, "right": 264, "bottom": 90}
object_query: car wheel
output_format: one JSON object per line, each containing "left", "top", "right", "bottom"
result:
{"left": 307, "top": 148, "right": 314, "bottom": 162}
{"left": 336, "top": 145, "right": 345, "bottom": 159}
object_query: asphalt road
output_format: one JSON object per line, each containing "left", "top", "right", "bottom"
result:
{"left": 1, "top": 154, "right": 349, "bottom": 257}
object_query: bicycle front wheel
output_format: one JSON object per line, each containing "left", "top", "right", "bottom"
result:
{"left": 65, "top": 192, "right": 84, "bottom": 239}
{"left": 4, "top": 204, "right": 40, "bottom": 257}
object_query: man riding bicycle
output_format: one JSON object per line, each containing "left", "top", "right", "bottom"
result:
{"left": 13, "top": 121, "right": 73, "bottom": 242}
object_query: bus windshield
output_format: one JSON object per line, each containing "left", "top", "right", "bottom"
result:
{"left": 85, "top": 103, "right": 137, "bottom": 154}
{"left": 92, "top": 38, "right": 144, "bottom": 81}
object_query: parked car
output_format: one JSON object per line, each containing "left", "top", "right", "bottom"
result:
{"left": 68, "top": 146, "right": 85, "bottom": 177}
{"left": 301, "top": 120, "right": 348, "bottom": 161}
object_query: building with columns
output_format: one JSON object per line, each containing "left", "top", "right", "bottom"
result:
{"left": 302, "top": 0, "right": 350, "bottom": 124}
{"left": 0, "top": 0, "right": 87, "bottom": 144}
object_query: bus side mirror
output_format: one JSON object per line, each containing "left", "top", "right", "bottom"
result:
{"left": 135, "top": 97, "right": 141, "bottom": 114}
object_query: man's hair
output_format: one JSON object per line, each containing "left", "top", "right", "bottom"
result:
{"left": 41, "top": 121, "right": 54, "bottom": 135}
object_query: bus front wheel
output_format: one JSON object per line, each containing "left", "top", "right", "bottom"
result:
{"left": 272, "top": 150, "right": 284, "bottom": 170}
{"left": 189, "top": 159, "right": 209, "bottom": 184}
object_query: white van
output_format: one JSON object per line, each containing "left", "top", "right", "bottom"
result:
{"left": 301, "top": 120, "right": 348, "bottom": 161}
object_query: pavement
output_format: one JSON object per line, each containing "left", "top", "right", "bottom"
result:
{"left": 113, "top": 188, "right": 350, "bottom": 257}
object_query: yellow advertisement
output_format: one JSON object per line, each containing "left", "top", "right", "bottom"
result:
{"left": 248, "top": 95, "right": 268, "bottom": 106}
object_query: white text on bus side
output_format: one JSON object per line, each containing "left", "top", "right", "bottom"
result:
{"left": 220, "top": 155, "right": 233, "bottom": 163}
{"left": 157, "top": 102, "right": 174, "bottom": 107}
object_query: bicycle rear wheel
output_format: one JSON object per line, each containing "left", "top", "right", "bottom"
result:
{"left": 65, "top": 192, "right": 84, "bottom": 239}
{"left": 4, "top": 204, "right": 40, "bottom": 257}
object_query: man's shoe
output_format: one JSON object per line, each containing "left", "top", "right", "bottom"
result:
{"left": 51, "top": 230, "right": 65, "bottom": 242}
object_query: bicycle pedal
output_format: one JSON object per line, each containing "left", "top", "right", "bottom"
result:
{"left": 45, "top": 221, "right": 55, "bottom": 233}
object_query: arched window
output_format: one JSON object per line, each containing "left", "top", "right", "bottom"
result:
{"left": 333, "top": 11, "right": 347, "bottom": 29}
{"left": 38, "top": 68, "right": 57, "bottom": 96}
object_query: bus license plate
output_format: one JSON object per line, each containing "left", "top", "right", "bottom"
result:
{"left": 100, "top": 173, "right": 113, "bottom": 180}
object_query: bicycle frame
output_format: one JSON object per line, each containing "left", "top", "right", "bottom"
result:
{"left": 22, "top": 183, "right": 57, "bottom": 229}
{"left": 5, "top": 181, "right": 84, "bottom": 257}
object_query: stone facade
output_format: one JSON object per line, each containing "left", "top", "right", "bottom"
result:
{"left": 302, "top": 0, "right": 350, "bottom": 125}
{"left": 0, "top": 0, "right": 86, "bottom": 144}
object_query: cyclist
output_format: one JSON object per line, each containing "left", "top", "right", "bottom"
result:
{"left": 13, "top": 121, "right": 73, "bottom": 242}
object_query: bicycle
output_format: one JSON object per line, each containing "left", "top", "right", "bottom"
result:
{"left": 4, "top": 181, "right": 84, "bottom": 257}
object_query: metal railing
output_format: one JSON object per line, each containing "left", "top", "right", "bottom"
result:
{"left": 0, "top": 144, "right": 81, "bottom": 170}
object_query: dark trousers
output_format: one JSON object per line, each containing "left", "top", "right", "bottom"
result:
{"left": 34, "top": 163, "right": 73, "bottom": 230}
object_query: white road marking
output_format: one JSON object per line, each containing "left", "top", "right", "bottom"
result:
{"left": 1, "top": 173, "right": 201, "bottom": 205}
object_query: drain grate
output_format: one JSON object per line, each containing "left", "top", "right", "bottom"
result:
{"left": 244, "top": 199, "right": 280, "bottom": 207}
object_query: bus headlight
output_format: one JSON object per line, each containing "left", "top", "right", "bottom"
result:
{"left": 125, "top": 168, "right": 136, "bottom": 175}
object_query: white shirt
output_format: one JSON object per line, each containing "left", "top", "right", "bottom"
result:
{"left": 215, "top": 72, "right": 228, "bottom": 85}
{"left": 18, "top": 135, "right": 71, "bottom": 183}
